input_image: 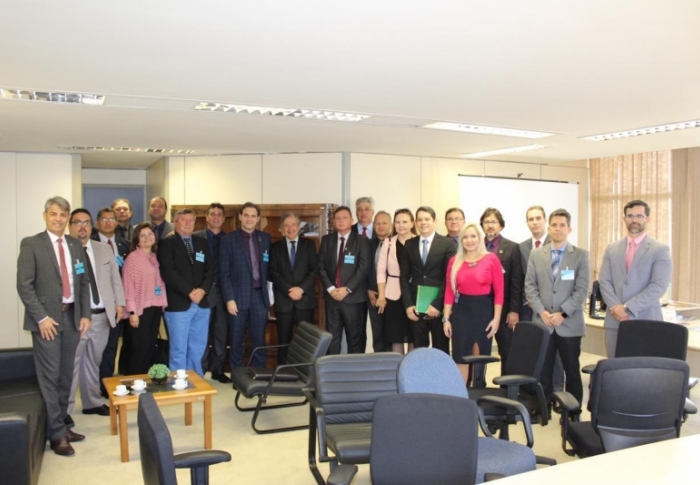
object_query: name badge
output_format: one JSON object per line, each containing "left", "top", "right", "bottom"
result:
{"left": 195, "top": 251, "right": 205, "bottom": 263}
{"left": 155, "top": 285, "right": 162, "bottom": 296}
{"left": 116, "top": 254, "right": 124, "bottom": 267}
{"left": 262, "top": 251, "right": 269, "bottom": 263}
{"left": 561, "top": 269, "right": 575, "bottom": 281}
{"left": 344, "top": 254, "right": 355, "bottom": 264}
{"left": 74, "top": 261, "right": 85, "bottom": 275}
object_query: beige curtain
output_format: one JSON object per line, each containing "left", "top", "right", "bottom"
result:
{"left": 671, "top": 148, "right": 700, "bottom": 302}
{"left": 589, "top": 152, "right": 671, "bottom": 282}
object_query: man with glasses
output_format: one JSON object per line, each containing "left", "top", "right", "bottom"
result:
{"left": 444, "top": 208, "right": 465, "bottom": 246}
{"left": 598, "top": 200, "right": 672, "bottom": 356}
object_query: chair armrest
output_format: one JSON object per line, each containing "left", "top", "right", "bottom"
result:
{"left": 484, "top": 473, "right": 506, "bottom": 482}
{"left": 173, "top": 450, "right": 231, "bottom": 468}
{"left": 477, "top": 395, "right": 534, "bottom": 448}
{"left": 245, "top": 343, "right": 291, "bottom": 366}
{"left": 327, "top": 464, "right": 358, "bottom": 485}
{"left": 581, "top": 364, "right": 597, "bottom": 375}
{"left": 685, "top": 398, "right": 697, "bottom": 415}
{"left": 303, "top": 388, "right": 331, "bottom": 462}
{"left": 462, "top": 355, "right": 500, "bottom": 365}
{"left": 535, "top": 455, "right": 557, "bottom": 466}
{"left": 259, "top": 362, "right": 314, "bottom": 399}
{"left": 689, "top": 377, "right": 698, "bottom": 389}
{"left": 552, "top": 391, "right": 581, "bottom": 414}
{"left": 492, "top": 375, "right": 538, "bottom": 387}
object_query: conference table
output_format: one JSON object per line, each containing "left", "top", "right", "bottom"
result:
{"left": 497, "top": 434, "right": 700, "bottom": 484}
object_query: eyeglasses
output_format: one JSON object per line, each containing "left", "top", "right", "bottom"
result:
{"left": 100, "top": 217, "right": 117, "bottom": 223}
{"left": 70, "top": 220, "right": 91, "bottom": 226}
{"left": 625, "top": 214, "right": 647, "bottom": 220}
{"left": 482, "top": 220, "right": 500, "bottom": 226}
{"left": 446, "top": 217, "right": 464, "bottom": 222}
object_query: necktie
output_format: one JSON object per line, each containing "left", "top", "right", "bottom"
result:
{"left": 535, "top": 240, "right": 541, "bottom": 249}
{"left": 486, "top": 240, "right": 495, "bottom": 252}
{"left": 335, "top": 236, "right": 345, "bottom": 287}
{"left": 551, "top": 249, "right": 562, "bottom": 280}
{"left": 57, "top": 238, "right": 71, "bottom": 299}
{"left": 421, "top": 239, "right": 428, "bottom": 264}
{"left": 290, "top": 240, "right": 297, "bottom": 268}
{"left": 362, "top": 226, "right": 368, "bottom": 238}
{"left": 184, "top": 237, "right": 194, "bottom": 264}
{"left": 84, "top": 247, "right": 100, "bottom": 305}
{"left": 249, "top": 234, "right": 260, "bottom": 283}
{"left": 625, "top": 240, "right": 634, "bottom": 272}
{"left": 107, "top": 239, "right": 115, "bottom": 254}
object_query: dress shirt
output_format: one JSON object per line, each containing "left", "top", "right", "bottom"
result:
{"left": 122, "top": 247, "right": 168, "bottom": 315}
{"left": 327, "top": 231, "right": 351, "bottom": 293}
{"left": 286, "top": 237, "right": 300, "bottom": 259}
{"left": 357, "top": 222, "right": 374, "bottom": 239}
{"left": 419, "top": 231, "right": 436, "bottom": 259}
{"left": 625, "top": 233, "right": 646, "bottom": 272}
{"left": 532, "top": 236, "right": 547, "bottom": 249}
{"left": 47, "top": 231, "right": 74, "bottom": 303}
{"left": 485, "top": 234, "right": 502, "bottom": 254}
{"left": 85, "top": 240, "right": 104, "bottom": 309}
{"left": 98, "top": 232, "right": 117, "bottom": 248}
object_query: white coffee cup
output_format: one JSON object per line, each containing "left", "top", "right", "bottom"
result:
{"left": 176, "top": 369, "right": 187, "bottom": 379}
{"left": 133, "top": 379, "right": 146, "bottom": 390}
{"left": 174, "top": 378, "right": 187, "bottom": 389}
{"left": 116, "top": 384, "right": 127, "bottom": 394}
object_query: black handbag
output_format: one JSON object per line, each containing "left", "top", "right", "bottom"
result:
{"left": 153, "top": 328, "right": 170, "bottom": 366}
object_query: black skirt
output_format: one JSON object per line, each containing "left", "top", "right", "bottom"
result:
{"left": 383, "top": 298, "right": 414, "bottom": 343}
{"left": 450, "top": 294, "right": 494, "bottom": 364}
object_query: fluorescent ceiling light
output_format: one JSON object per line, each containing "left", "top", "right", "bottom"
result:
{"left": 423, "top": 121, "right": 555, "bottom": 139}
{"left": 460, "top": 144, "right": 550, "bottom": 158}
{"left": 193, "top": 102, "right": 370, "bottom": 122}
{"left": 1, "top": 88, "right": 105, "bottom": 105}
{"left": 581, "top": 120, "right": 700, "bottom": 141}
{"left": 58, "top": 146, "right": 195, "bottom": 154}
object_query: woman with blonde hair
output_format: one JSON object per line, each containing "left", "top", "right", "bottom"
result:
{"left": 376, "top": 208, "right": 417, "bottom": 354}
{"left": 443, "top": 222, "right": 504, "bottom": 382}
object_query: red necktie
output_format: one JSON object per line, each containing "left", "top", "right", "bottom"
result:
{"left": 535, "top": 240, "right": 541, "bottom": 249}
{"left": 335, "top": 236, "right": 345, "bottom": 287}
{"left": 57, "top": 238, "right": 71, "bottom": 299}
{"left": 362, "top": 227, "right": 367, "bottom": 237}
{"left": 108, "top": 239, "right": 115, "bottom": 254}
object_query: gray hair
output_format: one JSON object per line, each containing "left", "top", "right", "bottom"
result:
{"left": 279, "top": 211, "right": 301, "bottom": 228}
{"left": 374, "top": 210, "right": 392, "bottom": 222}
{"left": 44, "top": 196, "right": 71, "bottom": 213}
{"left": 173, "top": 209, "right": 195, "bottom": 222}
{"left": 355, "top": 196, "right": 375, "bottom": 208}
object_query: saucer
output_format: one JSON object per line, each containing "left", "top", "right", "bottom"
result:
{"left": 131, "top": 388, "right": 147, "bottom": 394}
{"left": 172, "top": 384, "right": 188, "bottom": 390}
{"left": 131, "top": 386, "right": 147, "bottom": 392}
{"left": 113, "top": 390, "right": 129, "bottom": 396}
{"left": 175, "top": 374, "right": 188, "bottom": 379}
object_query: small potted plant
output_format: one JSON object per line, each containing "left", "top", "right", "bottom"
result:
{"left": 148, "top": 364, "right": 170, "bottom": 385}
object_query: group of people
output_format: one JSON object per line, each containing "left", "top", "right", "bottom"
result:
{"left": 17, "top": 192, "right": 671, "bottom": 457}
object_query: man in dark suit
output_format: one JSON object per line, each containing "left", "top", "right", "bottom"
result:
{"left": 16, "top": 196, "right": 91, "bottom": 456}
{"left": 112, "top": 197, "right": 134, "bottom": 242}
{"left": 366, "top": 211, "right": 392, "bottom": 352}
{"left": 148, "top": 196, "right": 174, "bottom": 240}
{"left": 444, "top": 207, "right": 465, "bottom": 246}
{"left": 399, "top": 206, "right": 455, "bottom": 353}
{"left": 269, "top": 211, "right": 318, "bottom": 363}
{"left": 158, "top": 209, "right": 214, "bottom": 377}
{"left": 193, "top": 203, "right": 230, "bottom": 382}
{"left": 480, "top": 207, "right": 523, "bottom": 374}
{"left": 318, "top": 206, "right": 370, "bottom": 354}
{"left": 91, "top": 207, "right": 131, "bottom": 397}
{"left": 351, "top": 196, "right": 379, "bottom": 240}
{"left": 220, "top": 202, "right": 271, "bottom": 369}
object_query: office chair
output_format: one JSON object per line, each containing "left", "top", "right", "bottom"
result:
{"left": 554, "top": 356, "right": 689, "bottom": 457}
{"left": 138, "top": 392, "right": 231, "bottom": 485}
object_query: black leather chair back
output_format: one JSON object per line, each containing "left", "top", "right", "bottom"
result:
{"left": 504, "top": 321, "right": 550, "bottom": 379}
{"left": 616, "top": 319, "right": 688, "bottom": 360}
{"left": 592, "top": 357, "right": 689, "bottom": 453}
{"left": 370, "top": 394, "right": 479, "bottom": 485}
{"left": 314, "top": 353, "right": 402, "bottom": 424}
{"left": 138, "top": 392, "right": 178, "bottom": 485}
{"left": 287, "top": 322, "right": 333, "bottom": 385}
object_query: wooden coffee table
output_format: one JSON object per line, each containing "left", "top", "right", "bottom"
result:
{"left": 103, "top": 372, "right": 217, "bottom": 462}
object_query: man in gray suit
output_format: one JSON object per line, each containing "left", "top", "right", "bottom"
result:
{"left": 67, "top": 209, "right": 125, "bottom": 419}
{"left": 148, "top": 196, "right": 174, "bottom": 240}
{"left": 17, "top": 196, "right": 92, "bottom": 456}
{"left": 598, "top": 199, "right": 672, "bottom": 357}
{"left": 525, "top": 208, "right": 590, "bottom": 405}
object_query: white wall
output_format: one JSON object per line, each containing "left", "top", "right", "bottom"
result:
{"left": 82, "top": 168, "right": 147, "bottom": 185}
{"left": 263, "top": 153, "right": 343, "bottom": 205}
{"left": 146, "top": 158, "right": 167, "bottom": 219}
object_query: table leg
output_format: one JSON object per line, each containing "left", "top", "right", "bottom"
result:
{"left": 185, "top": 402, "right": 192, "bottom": 426}
{"left": 109, "top": 400, "right": 117, "bottom": 435}
{"left": 204, "top": 396, "right": 212, "bottom": 449}
{"left": 118, "top": 404, "right": 129, "bottom": 462}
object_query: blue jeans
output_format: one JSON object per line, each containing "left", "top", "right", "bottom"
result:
{"left": 165, "top": 303, "right": 211, "bottom": 376}
{"left": 228, "top": 290, "right": 268, "bottom": 369}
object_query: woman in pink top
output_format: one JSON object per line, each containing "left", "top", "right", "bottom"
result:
{"left": 122, "top": 222, "right": 168, "bottom": 374}
{"left": 443, "top": 222, "right": 504, "bottom": 382}
{"left": 377, "top": 208, "right": 418, "bottom": 354}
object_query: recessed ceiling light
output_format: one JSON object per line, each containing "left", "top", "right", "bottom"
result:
{"left": 423, "top": 122, "right": 555, "bottom": 139}
{"left": 460, "top": 144, "right": 551, "bottom": 158}
{"left": 193, "top": 102, "right": 370, "bottom": 122}
{"left": 581, "top": 120, "right": 700, "bottom": 141}
{"left": 1, "top": 88, "right": 106, "bottom": 106}
{"left": 58, "top": 146, "right": 195, "bottom": 154}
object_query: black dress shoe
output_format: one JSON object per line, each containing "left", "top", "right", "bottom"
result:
{"left": 213, "top": 373, "right": 231, "bottom": 384}
{"left": 64, "top": 415, "right": 75, "bottom": 428}
{"left": 65, "top": 429, "right": 85, "bottom": 443}
{"left": 50, "top": 437, "right": 75, "bottom": 456}
{"left": 83, "top": 404, "right": 110, "bottom": 416}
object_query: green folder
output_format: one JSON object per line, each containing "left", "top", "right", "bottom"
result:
{"left": 416, "top": 285, "right": 440, "bottom": 314}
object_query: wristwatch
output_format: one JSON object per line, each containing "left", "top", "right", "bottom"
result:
{"left": 442, "top": 317, "right": 450, "bottom": 323}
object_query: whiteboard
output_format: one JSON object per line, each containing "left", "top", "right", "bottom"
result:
{"left": 458, "top": 175, "right": 579, "bottom": 246}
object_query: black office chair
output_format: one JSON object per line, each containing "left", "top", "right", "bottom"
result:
{"left": 553, "top": 356, "right": 689, "bottom": 457}
{"left": 138, "top": 392, "right": 231, "bottom": 485}
{"left": 464, "top": 321, "right": 551, "bottom": 441}
{"left": 231, "top": 321, "right": 332, "bottom": 434}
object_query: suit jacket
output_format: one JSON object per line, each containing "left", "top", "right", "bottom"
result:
{"left": 152, "top": 220, "right": 175, "bottom": 240}
{"left": 115, "top": 223, "right": 134, "bottom": 243}
{"left": 524, "top": 243, "right": 591, "bottom": 337}
{"left": 351, "top": 222, "right": 379, "bottom": 242}
{"left": 220, "top": 229, "right": 271, "bottom": 309}
{"left": 88, "top": 240, "right": 126, "bottom": 327}
{"left": 399, "top": 233, "right": 456, "bottom": 311}
{"left": 598, "top": 235, "right": 672, "bottom": 330}
{"left": 318, "top": 231, "right": 369, "bottom": 304}
{"left": 269, "top": 237, "right": 318, "bottom": 312}
{"left": 17, "top": 232, "right": 91, "bottom": 331}
{"left": 492, "top": 237, "right": 524, "bottom": 324}
{"left": 91, "top": 232, "right": 131, "bottom": 272}
{"left": 519, "top": 235, "right": 551, "bottom": 303}
{"left": 157, "top": 233, "right": 214, "bottom": 312}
